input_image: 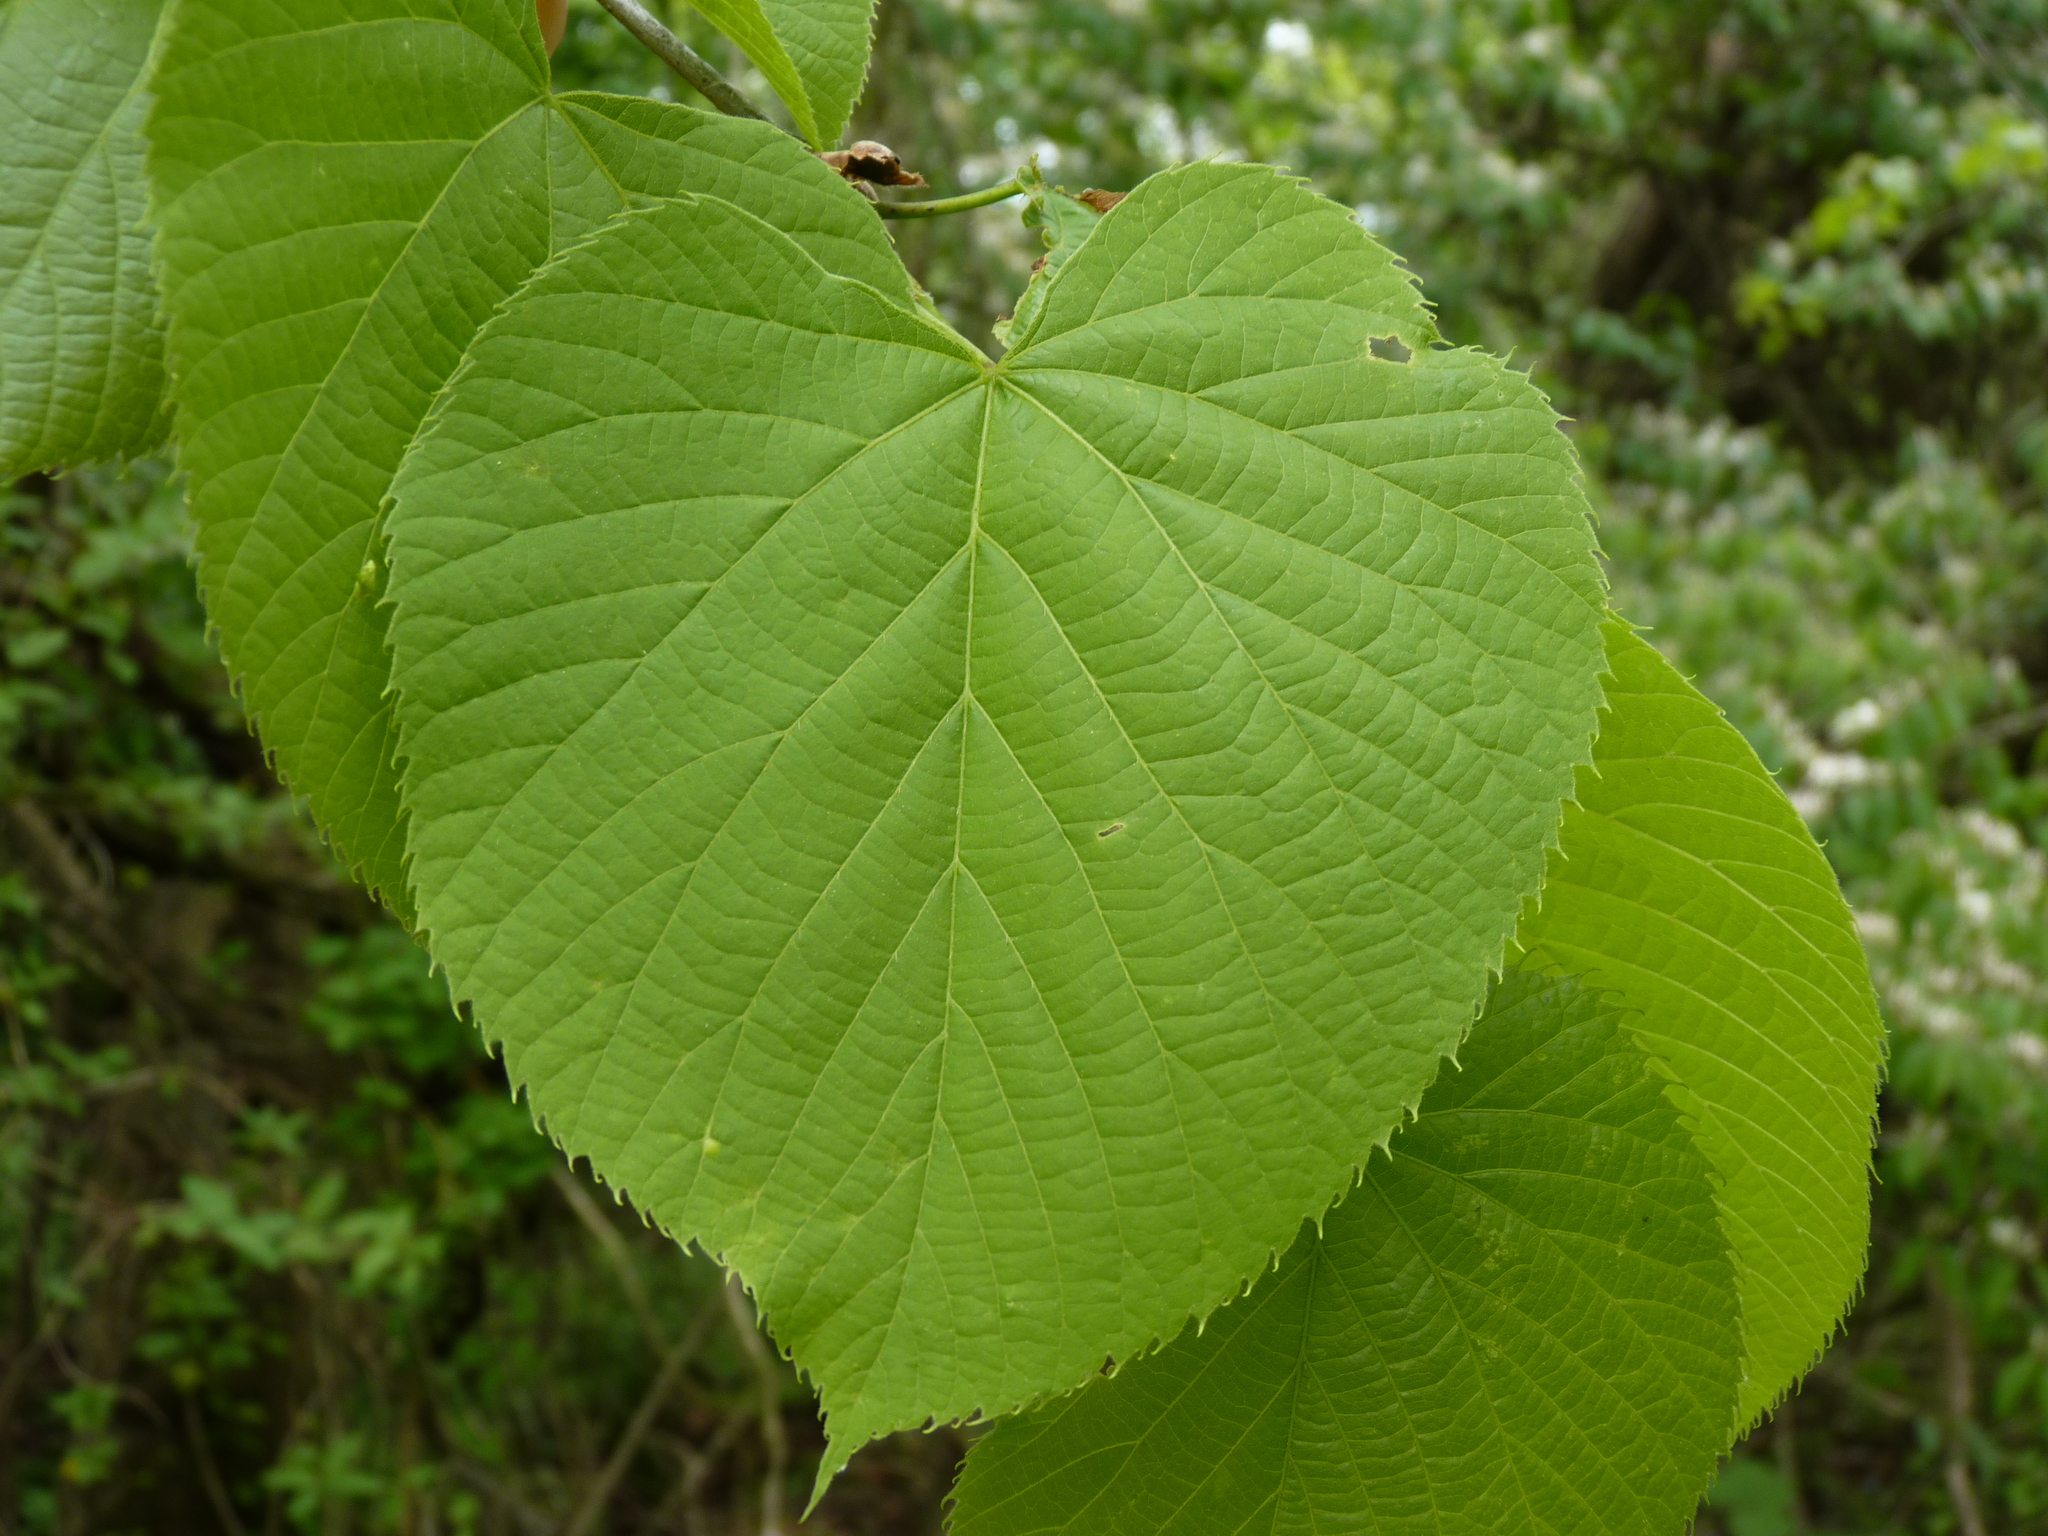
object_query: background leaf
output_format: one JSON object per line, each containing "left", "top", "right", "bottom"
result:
{"left": 679, "top": 0, "right": 824, "bottom": 145}
{"left": 757, "top": 0, "right": 877, "bottom": 147}
{"left": 0, "top": 0, "right": 169, "bottom": 478}
{"left": 143, "top": 0, "right": 902, "bottom": 913}
{"left": 950, "top": 970, "right": 1741, "bottom": 1536}
{"left": 381, "top": 161, "right": 1609, "bottom": 1475}
{"left": 990, "top": 166, "right": 1102, "bottom": 351}
{"left": 1516, "top": 622, "right": 1885, "bottom": 1432}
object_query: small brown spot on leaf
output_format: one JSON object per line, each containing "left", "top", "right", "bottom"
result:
{"left": 1077, "top": 188, "right": 1126, "bottom": 214}
{"left": 1097, "top": 822, "right": 1126, "bottom": 839}
{"left": 818, "top": 140, "right": 928, "bottom": 188}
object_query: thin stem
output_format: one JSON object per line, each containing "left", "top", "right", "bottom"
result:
{"left": 550, "top": 1166, "right": 668, "bottom": 1358}
{"left": 1940, "top": 0, "right": 2048, "bottom": 128}
{"left": 1771, "top": 1395, "right": 1810, "bottom": 1531}
{"left": 563, "top": 1298, "right": 722, "bottom": 1536}
{"left": 1933, "top": 1259, "right": 1989, "bottom": 1536}
{"left": 181, "top": 1390, "right": 250, "bottom": 1536}
{"left": 874, "top": 177, "right": 1025, "bottom": 220}
{"left": 592, "top": 0, "right": 772, "bottom": 124}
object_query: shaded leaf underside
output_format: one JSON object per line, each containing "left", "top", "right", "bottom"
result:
{"left": 382, "top": 162, "right": 1610, "bottom": 1470}
{"left": 0, "top": 0, "right": 169, "bottom": 478}
{"left": 1518, "top": 624, "right": 1884, "bottom": 1431}
{"left": 949, "top": 971, "right": 1741, "bottom": 1536}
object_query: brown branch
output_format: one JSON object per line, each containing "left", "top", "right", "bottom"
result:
{"left": 1814, "top": 1357, "right": 1916, "bottom": 1420}
{"left": 590, "top": 0, "right": 773, "bottom": 125}
{"left": 1953, "top": 701, "right": 2048, "bottom": 754}
{"left": 0, "top": 1159, "right": 51, "bottom": 1487}
{"left": 1939, "top": 0, "right": 2048, "bottom": 129}
{"left": 0, "top": 1211, "right": 137, "bottom": 1435}
{"left": 2, "top": 799, "right": 193, "bottom": 1026}
{"left": 1933, "top": 1266, "right": 1989, "bottom": 1536}
{"left": 446, "top": 1458, "right": 556, "bottom": 1536}
{"left": 649, "top": 1402, "right": 757, "bottom": 1536}
{"left": 723, "top": 1279, "right": 789, "bottom": 1536}
{"left": 182, "top": 1389, "right": 250, "bottom": 1536}
{"left": 1771, "top": 1394, "right": 1811, "bottom": 1531}
{"left": 550, "top": 1165, "right": 669, "bottom": 1357}
{"left": 562, "top": 1298, "right": 723, "bottom": 1536}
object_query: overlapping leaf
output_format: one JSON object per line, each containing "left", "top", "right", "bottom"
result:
{"left": 1516, "top": 623, "right": 1884, "bottom": 1431}
{"left": 680, "top": 0, "right": 823, "bottom": 146}
{"left": 950, "top": 972, "right": 1740, "bottom": 1536}
{"left": 143, "top": 0, "right": 906, "bottom": 910}
{"left": 381, "top": 161, "right": 1609, "bottom": 1471}
{"left": 755, "top": 0, "right": 876, "bottom": 148}
{"left": 0, "top": 0, "right": 169, "bottom": 478}
{"left": 653, "top": 0, "right": 874, "bottom": 149}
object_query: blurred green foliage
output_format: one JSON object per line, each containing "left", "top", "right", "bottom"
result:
{"left": 4, "top": 0, "right": 2048, "bottom": 1530}
{"left": 0, "top": 463, "right": 947, "bottom": 1534}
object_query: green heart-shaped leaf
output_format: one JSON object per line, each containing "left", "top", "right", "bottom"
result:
{"left": 382, "top": 162, "right": 1610, "bottom": 1467}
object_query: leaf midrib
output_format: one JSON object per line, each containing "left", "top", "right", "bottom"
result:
{"left": 1002, "top": 376, "right": 1511, "bottom": 1003}
{"left": 412, "top": 376, "right": 983, "bottom": 942}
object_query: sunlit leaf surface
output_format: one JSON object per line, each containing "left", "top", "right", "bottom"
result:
{"left": 382, "top": 162, "right": 1609, "bottom": 1468}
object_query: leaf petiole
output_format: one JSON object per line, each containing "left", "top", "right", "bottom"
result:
{"left": 872, "top": 178, "right": 1025, "bottom": 219}
{"left": 591, "top": 0, "right": 772, "bottom": 124}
